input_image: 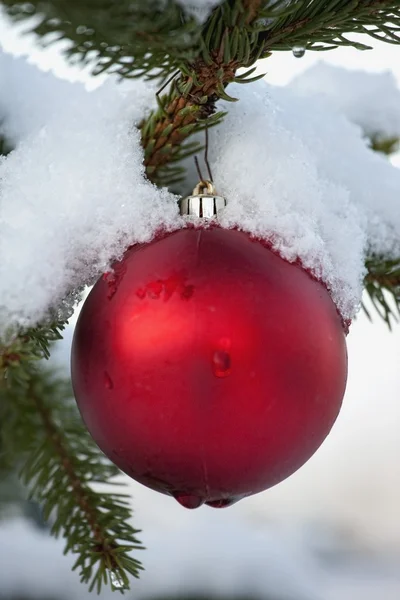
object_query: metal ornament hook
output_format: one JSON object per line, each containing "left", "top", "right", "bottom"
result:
{"left": 193, "top": 180, "right": 217, "bottom": 196}
{"left": 179, "top": 180, "right": 227, "bottom": 219}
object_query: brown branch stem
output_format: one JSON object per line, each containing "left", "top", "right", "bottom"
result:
{"left": 141, "top": 0, "right": 273, "bottom": 182}
{"left": 142, "top": 58, "right": 237, "bottom": 178}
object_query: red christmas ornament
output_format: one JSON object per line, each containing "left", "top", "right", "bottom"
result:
{"left": 71, "top": 183, "right": 347, "bottom": 509}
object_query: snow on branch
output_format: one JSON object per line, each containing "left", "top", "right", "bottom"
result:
{"left": 290, "top": 63, "right": 400, "bottom": 142}
{"left": 0, "top": 51, "right": 180, "bottom": 334}
{"left": 1, "top": 51, "right": 400, "bottom": 333}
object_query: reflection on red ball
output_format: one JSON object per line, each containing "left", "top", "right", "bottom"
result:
{"left": 71, "top": 227, "right": 347, "bottom": 509}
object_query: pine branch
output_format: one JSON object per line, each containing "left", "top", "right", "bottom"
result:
{"left": 363, "top": 256, "right": 400, "bottom": 328}
{"left": 141, "top": 3, "right": 271, "bottom": 185}
{"left": 4, "top": 1, "right": 399, "bottom": 187}
{"left": 0, "top": 0, "right": 203, "bottom": 80}
{"left": 141, "top": 71, "right": 230, "bottom": 186}
{"left": 1, "top": 321, "right": 66, "bottom": 378}
{"left": 257, "top": 0, "right": 400, "bottom": 53}
{"left": 1, "top": 324, "right": 143, "bottom": 594}
{"left": 3, "top": 1, "right": 399, "bottom": 84}
{"left": 360, "top": 133, "right": 400, "bottom": 327}
{"left": 0, "top": 364, "right": 144, "bottom": 593}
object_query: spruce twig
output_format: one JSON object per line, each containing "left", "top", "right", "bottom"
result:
{"left": 363, "top": 257, "right": 400, "bottom": 328}
{"left": 1, "top": 322, "right": 143, "bottom": 593}
{"left": 141, "top": 2, "right": 269, "bottom": 184}
{"left": 141, "top": 0, "right": 400, "bottom": 185}
{"left": 0, "top": 321, "right": 66, "bottom": 378}
{"left": 141, "top": 62, "right": 235, "bottom": 182}
{"left": 259, "top": 0, "right": 400, "bottom": 53}
{"left": 3, "top": 0, "right": 399, "bottom": 76}
{"left": 0, "top": 365, "right": 144, "bottom": 593}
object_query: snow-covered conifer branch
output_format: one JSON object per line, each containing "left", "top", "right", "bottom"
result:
{"left": 2, "top": 0, "right": 399, "bottom": 85}
{"left": 138, "top": 1, "right": 273, "bottom": 183}
{"left": 5, "top": 1, "right": 400, "bottom": 185}
{"left": 2, "top": 2, "right": 400, "bottom": 593}
{"left": 258, "top": 0, "right": 400, "bottom": 53}
{"left": 0, "top": 0, "right": 212, "bottom": 80}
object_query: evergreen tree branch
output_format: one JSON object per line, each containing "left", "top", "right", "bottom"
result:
{"left": 0, "top": 322, "right": 66, "bottom": 383}
{"left": 141, "top": 3, "right": 270, "bottom": 185}
{"left": 361, "top": 136, "right": 400, "bottom": 327}
{"left": 1, "top": 321, "right": 143, "bottom": 594}
{"left": 363, "top": 256, "right": 400, "bottom": 328}
{"left": 0, "top": 363, "right": 144, "bottom": 593}
{"left": 0, "top": 0, "right": 203, "bottom": 80}
{"left": 141, "top": 71, "right": 231, "bottom": 186}
{"left": 258, "top": 1, "right": 400, "bottom": 53}
{"left": 4, "top": 1, "right": 399, "bottom": 187}
{"left": 2, "top": 0, "right": 399, "bottom": 84}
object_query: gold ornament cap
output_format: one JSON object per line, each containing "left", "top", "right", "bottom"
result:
{"left": 179, "top": 180, "right": 226, "bottom": 219}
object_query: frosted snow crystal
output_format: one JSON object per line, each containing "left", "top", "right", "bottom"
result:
{"left": 290, "top": 63, "right": 400, "bottom": 141}
{"left": 2, "top": 51, "right": 400, "bottom": 332}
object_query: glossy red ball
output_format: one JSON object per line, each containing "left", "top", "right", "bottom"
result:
{"left": 71, "top": 227, "right": 347, "bottom": 509}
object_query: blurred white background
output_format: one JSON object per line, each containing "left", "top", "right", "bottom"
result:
{"left": 1, "top": 10, "right": 400, "bottom": 600}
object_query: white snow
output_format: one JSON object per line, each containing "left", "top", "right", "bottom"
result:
{"left": 0, "top": 49, "right": 89, "bottom": 143}
{"left": 0, "top": 51, "right": 180, "bottom": 333}
{"left": 193, "top": 79, "right": 400, "bottom": 320}
{"left": 2, "top": 52, "right": 400, "bottom": 333}
{"left": 290, "top": 63, "right": 400, "bottom": 141}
